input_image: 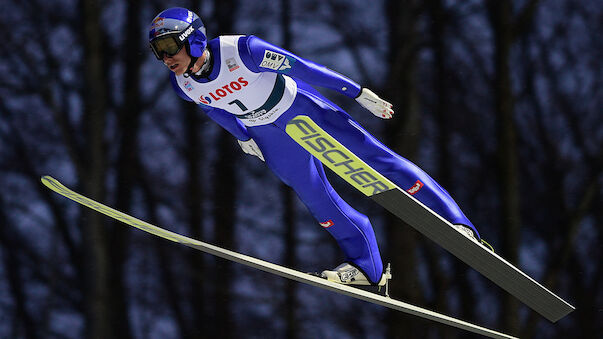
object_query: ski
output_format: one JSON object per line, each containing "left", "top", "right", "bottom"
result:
{"left": 286, "top": 115, "right": 575, "bottom": 323}
{"left": 41, "top": 175, "right": 516, "bottom": 339}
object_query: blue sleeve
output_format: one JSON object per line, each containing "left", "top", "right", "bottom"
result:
{"left": 170, "top": 74, "right": 250, "bottom": 141}
{"left": 238, "top": 35, "right": 362, "bottom": 98}
{"left": 200, "top": 105, "right": 251, "bottom": 141}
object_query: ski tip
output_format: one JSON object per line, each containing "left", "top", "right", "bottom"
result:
{"left": 41, "top": 175, "right": 53, "bottom": 184}
{"left": 40, "top": 175, "right": 59, "bottom": 190}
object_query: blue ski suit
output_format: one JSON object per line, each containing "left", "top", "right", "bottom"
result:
{"left": 169, "top": 35, "right": 479, "bottom": 284}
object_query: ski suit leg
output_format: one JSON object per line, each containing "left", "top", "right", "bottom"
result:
{"left": 247, "top": 123, "right": 384, "bottom": 283}
{"left": 278, "top": 88, "right": 480, "bottom": 239}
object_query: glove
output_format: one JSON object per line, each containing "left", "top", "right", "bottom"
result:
{"left": 237, "top": 138, "right": 265, "bottom": 162}
{"left": 355, "top": 88, "right": 394, "bottom": 119}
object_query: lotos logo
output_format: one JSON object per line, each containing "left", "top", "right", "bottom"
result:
{"left": 199, "top": 96, "right": 212, "bottom": 105}
{"left": 320, "top": 220, "right": 334, "bottom": 228}
{"left": 406, "top": 180, "right": 423, "bottom": 195}
{"left": 198, "top": 77, "right": 248, "bottom": 104}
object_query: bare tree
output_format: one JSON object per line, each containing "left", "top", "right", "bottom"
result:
{"left": 78, "top": 0, "right": 113, "bottom": 337}
{"left": 382, "top": 0, "right": 428, "bottom": 337}
{"left": 280, "top": 0, "right": 301, "bottom": 337}
{"left": 207, "top": 1, "right": 240, "bottom": 337}
{"left": 486, "top": 0, "right": 540, "bottom": 333}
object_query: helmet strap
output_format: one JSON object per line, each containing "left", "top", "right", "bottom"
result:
{"left": 183, "top": 56, "right": 199, "bottom": 78}
{"left": 182, "top": 41, "right": 198, "bottom": 78}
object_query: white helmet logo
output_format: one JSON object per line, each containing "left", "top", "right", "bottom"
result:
{"left": 179, "top": 26, "right": 195, "bottom": 41}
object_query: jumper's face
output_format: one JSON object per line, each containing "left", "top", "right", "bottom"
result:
{"left": 162, "top": 47, "right": 190, "bottom": 76}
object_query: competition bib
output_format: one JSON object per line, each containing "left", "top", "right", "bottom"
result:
{"left": 175, "top": 35, "right": 297, "bottom": 126}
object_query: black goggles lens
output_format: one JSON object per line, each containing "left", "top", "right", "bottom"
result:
{"left": 150, "top": 34, "right": 184, "bottom": 60}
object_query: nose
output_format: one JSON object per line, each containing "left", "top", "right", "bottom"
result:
{"left": 162, "top": 54, "right": 172, "bottom": 63}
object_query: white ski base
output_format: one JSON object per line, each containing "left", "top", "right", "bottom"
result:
{"left": 42, "top": 175, "right": 516, "bottom": 339}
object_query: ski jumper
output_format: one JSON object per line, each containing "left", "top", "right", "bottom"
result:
{"left": 170, "top": 35, "right": 479, "bottom": 284}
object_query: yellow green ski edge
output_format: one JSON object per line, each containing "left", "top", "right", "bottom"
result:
{"left": 41, "top": 176, "right": 189, "bottom": 245}
{"left": 285, "top": 115, "right": 396, "bottom": 196}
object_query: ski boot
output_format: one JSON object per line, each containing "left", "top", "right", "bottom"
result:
{"left": 453, "top": 224, "right": 494, "bottom": 252}
{"left": 313, "top": 262, "right": 392, "bottom": 297}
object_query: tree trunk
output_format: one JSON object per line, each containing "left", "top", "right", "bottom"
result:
{"left": 80, "top": 0, "right": 110, "bottom": 338}
{"left": 428, "top": 0, "right": 476, "bottom": 331}
{"left": 383, "top": 0, "right": 425, "bottom": 336}
{"left": 280, "top": 0, "right": 299, "bottom": 337}
{"left": 210, "top": 2, "right": 239, "bottom": 337}
{"left": 106, "top": 1, "right": 144, "bottom": 338}
{"left": 183, "top": 80, "right": 208, "bottom": 339}
{"left": 487, "top": 0, "right": 521, "bottom": 333}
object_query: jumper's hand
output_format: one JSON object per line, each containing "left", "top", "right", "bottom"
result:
{"left": 238, "top": 138, "right": 265, "bottom": 162}
{"left": 355, "top": 88, "right": 394, "bottom": 119}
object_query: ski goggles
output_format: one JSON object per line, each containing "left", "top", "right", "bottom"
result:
{"left": 149, "top": 18, "right": 202, "bottom": 60}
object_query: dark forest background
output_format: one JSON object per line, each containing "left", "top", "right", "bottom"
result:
{"left": 0, "top": 0, "right": 601, "bottom": 338}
